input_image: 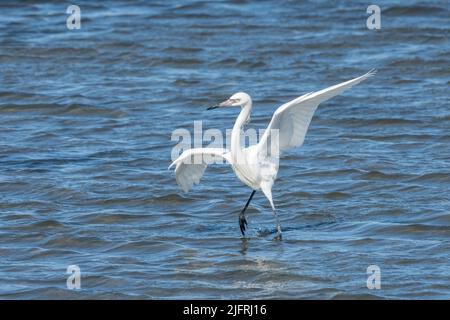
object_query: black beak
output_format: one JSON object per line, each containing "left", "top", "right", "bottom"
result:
{"left": 207, "top": 105, "right": 219, "bottom": 110}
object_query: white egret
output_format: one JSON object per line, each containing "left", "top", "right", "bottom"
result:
{"left": 169, "top": 70, "right": 375, "bottom": 239}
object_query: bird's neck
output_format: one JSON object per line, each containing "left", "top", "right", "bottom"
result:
{"left": 231, "top": 101, "right": 252, "bottom": 162}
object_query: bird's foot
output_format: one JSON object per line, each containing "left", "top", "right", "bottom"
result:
{"left": 239, "top": 211, "right": 248, "bottom": 236}
{"left": 273, "top": 225, "right": 282, "bottom": 241}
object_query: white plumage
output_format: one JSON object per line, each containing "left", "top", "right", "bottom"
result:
{"left": 169, "top": 70, "right": 376, "bottom": 239}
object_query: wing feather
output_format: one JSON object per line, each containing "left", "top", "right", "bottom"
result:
{"left": 258, "top": 70, "right": 376, "bottom": 156}
{"left": 169, "top": 148, "right": 231, "bottom": 192}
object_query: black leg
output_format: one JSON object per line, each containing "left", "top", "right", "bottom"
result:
{"left": 239, "top": 190, "right": 256, "bottom": 236}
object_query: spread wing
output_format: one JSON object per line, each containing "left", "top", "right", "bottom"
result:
{"left": 258, "top": 70, "right": 376, "bottom": 157}
{"left": 169, "top": 148, "right": 232, "bottom": 192}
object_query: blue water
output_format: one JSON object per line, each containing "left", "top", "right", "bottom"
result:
{"left": 0, "top": 0, "right": 449, "bottom": 299}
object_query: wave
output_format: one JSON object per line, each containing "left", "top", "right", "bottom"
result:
{"left": 384, "top": 5, "right": 446, "bottom": 16}
{"left": 0, "top": 103, "right": 125, "bottom": 117}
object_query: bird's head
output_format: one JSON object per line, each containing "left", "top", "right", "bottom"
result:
{"left": 207, "top": 92, "right": 251, "bottom": 110}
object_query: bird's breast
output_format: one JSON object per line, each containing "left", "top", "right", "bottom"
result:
{"left": 232, "top": 163, "right": 261, "bottom": 190}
